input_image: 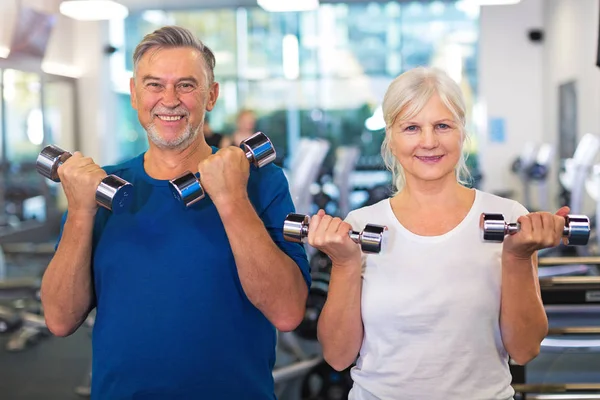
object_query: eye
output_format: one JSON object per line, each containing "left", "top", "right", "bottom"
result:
{"left": 145, "top": 82, "right": 162, "bottom": 91}
{"left": 437, "top": 123, "right": 451, "bottom": 130}
{"left": 178, "top": 83, "right": 196, "bottom": 93}
{"left": 404, "top": 125, "right": 419, "bottom": 132}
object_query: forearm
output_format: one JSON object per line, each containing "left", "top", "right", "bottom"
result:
{"left": 218, "top": 199, "right": 308, "bottom": 331}
{"left": 41, "top": 214, "right": 95, "bottom": 337}
{"left": 317, "top": 265, "right": 364, "bottom": 371}
{"left": 500, "top": 253, "right": 548, "bottom": 364}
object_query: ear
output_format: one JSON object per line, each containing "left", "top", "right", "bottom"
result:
{"left": 130, "top": 77, "right": 138, "bottom": 110}
{"left": 206, "top": 82, "right": 220, "bottom": 111}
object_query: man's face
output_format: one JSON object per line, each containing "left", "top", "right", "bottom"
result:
{"left": 130, "top": 46, "right": 219, "bottom": 150}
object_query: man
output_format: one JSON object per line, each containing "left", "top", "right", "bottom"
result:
{"left": 40, "top": 26, "right": 310, "bottom": 399}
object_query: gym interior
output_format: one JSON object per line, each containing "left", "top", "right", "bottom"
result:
{"left": 0, "top": 0, "right": 599, "bottom": 399}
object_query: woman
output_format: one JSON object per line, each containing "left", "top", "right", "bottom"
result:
{"left": 308, "top": 67, "right": 564, "bottom": 399}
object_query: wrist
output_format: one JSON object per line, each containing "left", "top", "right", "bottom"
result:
{"left": 502, "top": 250, "right": 535, "bottom": 269}
{"left": 214, "top": 196, "right": 252, "bottom": 219}
{"left": 66, "top": 209, "right": 97, "bottom": 222}
{"left": 331, "top": 259, "right": 363, "bottom": 273}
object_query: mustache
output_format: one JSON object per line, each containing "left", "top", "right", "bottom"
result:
{"left": 152, "top": 107, "right": 189, "bottom": 116}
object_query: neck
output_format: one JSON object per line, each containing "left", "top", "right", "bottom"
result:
{"left": 394, "top": 174, "right": 471, "bottom": 210}
{"left": 144, "top": 137, "right": 213, "bottom": 180}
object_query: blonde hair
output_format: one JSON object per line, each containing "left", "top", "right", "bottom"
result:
{"left": 381, "top": 67, "right": 472, "bottom": 192}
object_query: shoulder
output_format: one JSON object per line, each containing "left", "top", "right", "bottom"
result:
{"left": 249, "top": 162, "right": 288, "bottom": 188}
{"left": 475, "top": 190, "right": 529, "bottom": 219}
{"left": 102, "top": 154, "right": 143, "bottom": 175}
{"left": 345, "top": 198, "right": 391, "bottom": 228}
{"left": 102, "top": 154, "right": 144, "bottom": 179}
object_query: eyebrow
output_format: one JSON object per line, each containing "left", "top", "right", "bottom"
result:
{"left": 401, "top": 118, "right": 455, "bottom": 125}
{"left": 141, "top": 75, "right": 200, "bottom": 85}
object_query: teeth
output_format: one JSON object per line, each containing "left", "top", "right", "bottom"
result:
{"left": 158, "top": 115, "right": 182, "bottom": 121}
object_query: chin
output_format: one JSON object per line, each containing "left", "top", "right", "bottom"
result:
{"left": 147, "top": 126, "right": 197, "bottom": 150}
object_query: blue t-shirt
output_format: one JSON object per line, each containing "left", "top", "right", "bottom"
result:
{"left": 57, "top": 150, "right": 311, "bottom": 400}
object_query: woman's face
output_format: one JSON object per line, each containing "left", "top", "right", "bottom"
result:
{"left": 388, "top": 93, "right": 463, "bottom": 186}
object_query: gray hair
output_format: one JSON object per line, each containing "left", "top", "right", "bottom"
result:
{"left": 132, "top": 26, "right": 216, "bottom": 85}
{"left": 380, "top": 67, "right": 472, "bottom": 193}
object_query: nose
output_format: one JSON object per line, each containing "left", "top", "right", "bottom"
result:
{"left": 420, "top": 127, "right": 439, "bottom": 149}
{"left": 161, "top": 85, "right": 181, "bottom": 108}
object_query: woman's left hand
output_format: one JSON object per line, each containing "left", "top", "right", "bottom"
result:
{"left": 502, "top": 206, "right": 570, "bottom": 260}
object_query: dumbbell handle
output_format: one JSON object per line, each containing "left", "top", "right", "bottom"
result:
{"left": 503, "top": 223, "right": 571, "bottom": 237}
{"left": 283, "top": 213, "right": 387, "bottom": 254}
{"left": 295, "top": 224, "right": 365, "bottom": 244}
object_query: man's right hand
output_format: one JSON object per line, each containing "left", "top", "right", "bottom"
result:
{"left": 57, "top": 152, "right": 108, "bottom": 216}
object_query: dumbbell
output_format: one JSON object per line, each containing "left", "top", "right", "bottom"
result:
{"left": 169, "top": 132, "right": 276, "bottom": 207}
{"left": 36, "top": 145, "right": 133, "bottom": 214}
{"left": 481, "top": 213, "right": 590, "bottom": 246}
{"left": 283, "top": 213, "right": 387, "bottom": 254}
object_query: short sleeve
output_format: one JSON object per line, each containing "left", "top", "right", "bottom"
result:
{"left": 252, "top": 165, "right": 311, "bottom": 290}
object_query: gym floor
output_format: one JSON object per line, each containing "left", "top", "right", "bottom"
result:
{"left": 0, "top": 328, "right": 91, "bottom": 400}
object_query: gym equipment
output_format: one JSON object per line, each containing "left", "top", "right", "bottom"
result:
{"left": 287, "top": 138, "right": 331, "bottom": 217}
{"left": 559, "top": 133, "right": 600, "bottom": 216}
{"left": 510, "top": 142, "right": 554, "bottom": 211}
{"left": 283, "top": 213, "right": 387, "bottom": 254}
{"left": 169, "top": 132, "right": 276, "bottom": 207}
{"left": 295, "top": 272, "right": 330, "bottom": 341}
{"left": 37, "top": 145, "right": 133, "bottom": 213}
{"left": 511, "top": 142, "right": 538, "bottom": 209}
{"left": 481, "top": 213, "right": 590, "bottom": 246}
{"left": 333, "top": 146, "right": 361, "bottom": 218}
{"left": 539, "top": 275, "right": 600, "bottom": 305}
{"left": 510, "top": 270, "right": 600, "bottom": 400}
{"left": 6, "top": 313, "right": 50, "bottom": 352}
{"left": 310, "top": 250, "right": 333, "bottom": 274}
{"left": 0, "top": 305, "right": 20, "bottom": 333}
{"left": 301, "top": 360, "right": 353, "bottom": 400}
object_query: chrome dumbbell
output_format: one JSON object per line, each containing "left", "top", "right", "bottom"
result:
{"left": 283, "top": 213, "right": 387, "bottom": 254}
{"left": 169, "top": 131, "right": 276, "bottom": 207}
{"left": 481, "top": 213, "right": 590, "bottom": 245}
{"left": 37, "top": 145, "right": 133, "bottom": 214}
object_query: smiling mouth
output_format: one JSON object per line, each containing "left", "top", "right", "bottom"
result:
{"left": 156, "top": 115, "right": 184, "bottom": 121}
{"left": 416, "top": 155, "right": 444, "bottom": 161}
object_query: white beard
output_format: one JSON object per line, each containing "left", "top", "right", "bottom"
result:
{"left": 146, "top": 121, "right": 200, "bottom": 151}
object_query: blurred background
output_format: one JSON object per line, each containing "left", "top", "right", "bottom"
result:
{"left": 0, "top": 0, "right": 598, "bottom": 399}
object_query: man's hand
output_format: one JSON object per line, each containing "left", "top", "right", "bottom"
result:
{"left": 57, "top": 152, "right": 107, "bottom": 217}
{"left": 197, "top": 146, "right": 250, "bottom": 208}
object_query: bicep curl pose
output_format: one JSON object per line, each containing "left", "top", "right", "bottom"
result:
{"left": 41, "top": 25, "right": 309, "bottom": 400}
{"left": 308, "top": 67, "right": 569, "bottom": 400}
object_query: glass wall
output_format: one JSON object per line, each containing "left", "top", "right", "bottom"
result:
{"left": 0, "top": 69, "right": 77, "bottom": 226}
{"left": 112, "top": 1, "right": 480, "bottom": 171}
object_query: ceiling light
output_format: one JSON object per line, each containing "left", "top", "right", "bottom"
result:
{"left": 41, "top": 61, "right": 83, "bottom": 78}
{"left": 472, "top": 0, "right": 520, "bottom": 5}
{"left": 59, "top": 0, "right": 129, "bottom": 21}
{"left": 477, "top": 0, "right": 520, "bottom": 4}
{"left": 257, "top": 0, "right": 319, "bottom": 12}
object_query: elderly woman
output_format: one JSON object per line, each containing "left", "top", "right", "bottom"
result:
{"left": 308, "top": 67, "right": 564, "bottom": 400}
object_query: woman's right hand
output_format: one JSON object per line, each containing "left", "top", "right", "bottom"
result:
{"left": 307, "top": 209, "right": 363, "bottom": 268}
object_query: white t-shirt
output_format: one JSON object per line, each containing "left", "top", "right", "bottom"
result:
{"left": 345, "top": 189, "right": 528, "bottom": 400}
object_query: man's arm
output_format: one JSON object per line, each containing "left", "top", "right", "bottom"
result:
{"left": 41, "top": 212, "right": 96, "bottom": 337}
{"left": 217, "top": 198, "right": 308, "bottom": 332}
{"left": 41, "top": 152, "right": 106, "bottom": 337}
